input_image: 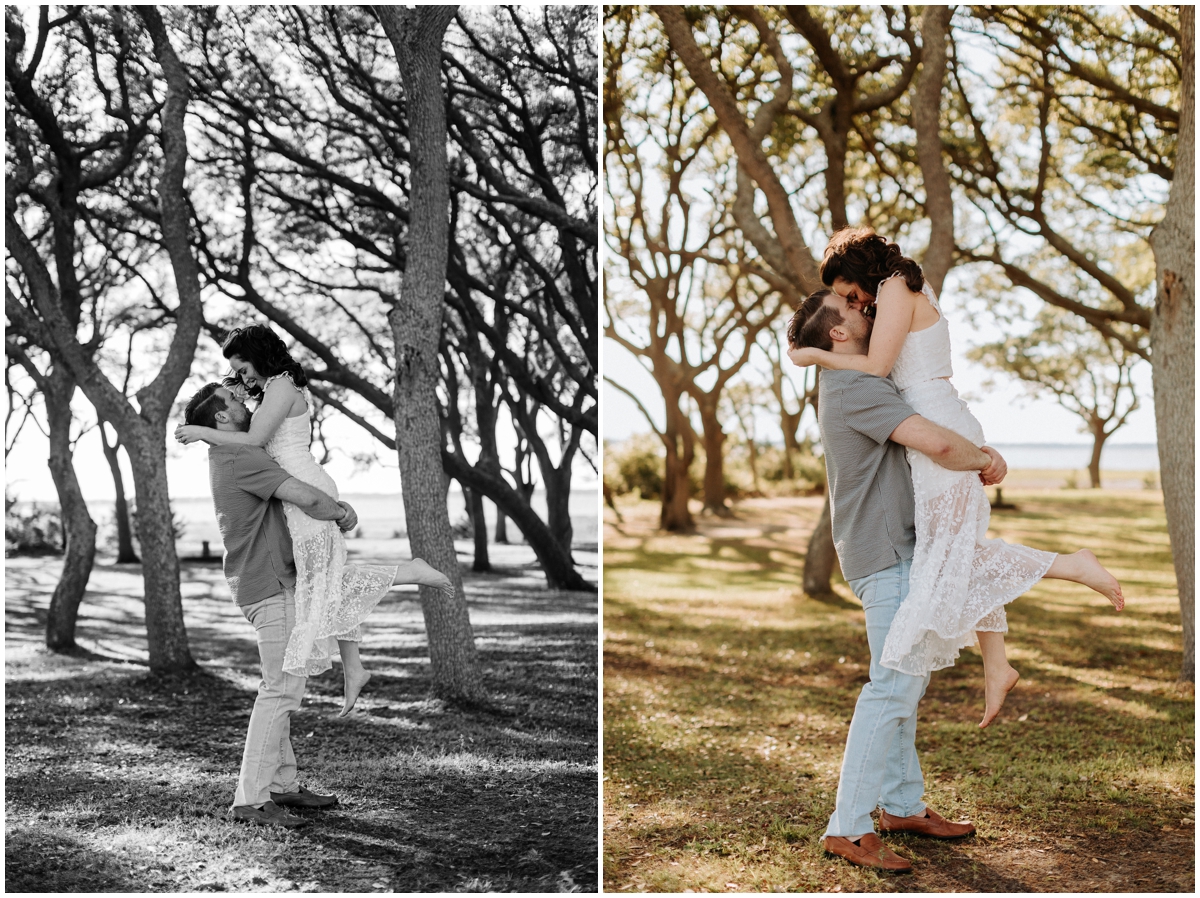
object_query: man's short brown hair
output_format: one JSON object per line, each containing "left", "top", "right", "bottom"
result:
{"left": 184, "top": 383, "right": 227, "bottom": 429}
{"left": 786, "top": 289, "right": 841, "bottom": 351}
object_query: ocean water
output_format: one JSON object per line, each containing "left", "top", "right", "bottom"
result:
{"left": 38, "top": 487, "right": 599, "bottom": 556}
{"left": 987, "top": 443, "right": 1158, "bottom": 471}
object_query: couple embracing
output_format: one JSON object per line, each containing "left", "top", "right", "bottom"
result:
{"left": 177, "top": 325, "right": 455, "bottom": 828}
{"left": 785, "top": 229, "right": 1124, "bottom": 872}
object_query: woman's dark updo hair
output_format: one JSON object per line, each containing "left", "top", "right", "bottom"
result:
{"left": 221, "top": 324, "right": 307, "bottom": 398}
{"left": 820, "top": 227, "right": 924, "bottom": 297}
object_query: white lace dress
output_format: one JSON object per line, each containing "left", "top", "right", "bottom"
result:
{"left": 880, "top": 280, "right": 1056, "bottom": 675}
{"left": 261, "top": 374, "right": 398, "bottom": 677}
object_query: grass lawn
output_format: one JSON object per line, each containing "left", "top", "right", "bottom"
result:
{"left": 603, "top": 490, "right": 1193, "bottom": 893}
{"left": 5, "top": 540, "right": 597, "bottom": 893}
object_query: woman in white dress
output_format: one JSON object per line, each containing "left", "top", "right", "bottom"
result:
{"left": 176, "top": 325, "right": 455, "bottom": 716}
{"left": 788, "top": 228, "right": 1124, "bottom": 727}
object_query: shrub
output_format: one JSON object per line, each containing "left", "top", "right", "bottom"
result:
{"left": 5, "top": 494, "right": 64, "bottom": 557}
{"left": 606, "top": 434, "right": 665, "bottom": 500}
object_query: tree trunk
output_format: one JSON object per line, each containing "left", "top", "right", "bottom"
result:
{"left": 465, "top": 485, "right": 490, "bottom": 572}
{"left": 43, "top": 370, "right": 97, "bottom": 652}
{"left": 660, "top": 398, "right": 695, "bottom": 532}
{"left": 746, "top": 436, "right": 761, "bottom": 496}
{"left": 543, "top": 465, "right": 575, "bottom": 560}
{"left": 913, "top": 4, "right": 956, "bottom": 293}
{"left": 442, "top": 451, "right": 592, "bottom": 590}
{"left": 697, "top": 403, "right": 730, "bottom": 516}
{"left": 1148, "top": 6, "right": 1195, "bottom": 683}
{"left": 126, "top": 431, "right": 194, "bottom": 671}
{"left": 378, "top": 4, "right": 482, "bottom": 701}
{"left": 494, "top": 504, "right": 509, "bottom": 544}
{"left": 803, "top": 494, "right": 839, "bottom": 598}
{"left": 99, "top": 420, "right": 139, "bottom": 562}
{"left": 1087, "top": 421, "right": 1106, "bottom": 489}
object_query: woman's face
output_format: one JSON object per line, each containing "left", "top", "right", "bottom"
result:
{"left": 831, "top": 277, "right": 876, "bottom": 317}
{"left": 227, "top": 355, "right": 265, "bottom": 392}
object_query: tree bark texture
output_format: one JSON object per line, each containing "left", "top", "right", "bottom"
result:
{"left": 377, "top": 5, "right": 483, "bottom": 701}
{"left": 100, "top": 421, "right": 139, "bottom": 562}
{"left": 803, "top": 494, "right": 839, "bottom": 598}
{"left": 1148, "top": 6, "right": 1194, "bottom": 682}
{"left": 43, "top": 369, "right": 97, "bottom": 652}
{"left": 660, "top": 399, "right": 696, "bottom": 532}
{"left": 697, "top": 403, "right": 730, "bottom": 515}
{"left": 913, "top": 5, "right": 956, "bottom": 293}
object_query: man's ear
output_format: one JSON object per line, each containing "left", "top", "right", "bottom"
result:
{"left": 214, "top": 409, "right": 230, "bottom": 425}
{"left": 829, "top": 323, "right": 849, "bottom": 344}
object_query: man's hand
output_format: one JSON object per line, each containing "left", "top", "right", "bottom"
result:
{"left": 979, "top": 445, "right": 1007, "bottom": 485}
{"left": 787, "top": 346, "right": 819, "bottom": 368}
{"left": 175, "top": 424, "right": 207, "bottom": 445}
{"left": 336, "top": 501, "right": 358, "bottom": 533}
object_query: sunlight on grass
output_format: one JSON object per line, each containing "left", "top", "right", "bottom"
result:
{"left": 604, "top": 491, "right": 1193, "bottom": 893}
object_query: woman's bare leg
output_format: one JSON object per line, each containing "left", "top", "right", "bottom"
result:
{"left": 338, "top": 639, "right": 371, "bottom": 717}
{"left": 977, "top": 631, "right": 1019, "bottom": 729}
{"left": 1044, "top": 550, "right": 1124, "bottom": 609}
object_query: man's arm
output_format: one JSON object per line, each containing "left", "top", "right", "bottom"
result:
{"left": 273, "top": 478, "right": 356, "bottom": 530}
{"left": 889, "top": 415, "right": 991, "bottom": 472}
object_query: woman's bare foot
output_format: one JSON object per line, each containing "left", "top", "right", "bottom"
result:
{"left": 339, "top": 668, "right": 371, "bottom": 717}
{"left": 980, "top": 664, "right": 1019, "bottom": 729}
{"left": 396, "top": 558, "right": 455, "bottom": 596}
{"left": 1068, "top": 549, "right": 1124, "bottom": 610}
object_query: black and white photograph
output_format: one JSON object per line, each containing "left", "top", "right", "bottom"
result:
{"left": 6, "top": 5, "right": 598, "bottom": 892}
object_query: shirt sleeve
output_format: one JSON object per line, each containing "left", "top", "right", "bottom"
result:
{"left": 232, "top": 447, "right": 292, "bottom": 500}
{"left": 836, "top": 373, "right": 918, "bottom": 445}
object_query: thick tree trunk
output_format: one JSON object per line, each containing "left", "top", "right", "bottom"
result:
{"left": 99, "top": 421, "right": 139, "bottom": 562}
{"left": 43, "top": 371, "right": 97, "bottom": 652}
{"left": 465, "top": 485, "right": 490, "bottom": 572}
{"left": 378, "top": 4, "right": 482, "bottom": 701}
{"left": 657, "top": 391, "right": 696, "bottom": 531}
{"left": 126, "top": 432, "right": 194, "bottom": 671}
{"left": 803, "top": 494, "right": 839, "bottom": 598}
{"left": 697, "top": 404, "right": 730, "bottom": 516}
{"left": 913, "top": 5, "right": 956, "bottom": 293}
{"left": 1148, "top": 5, "right": 1194, "bottom": 683}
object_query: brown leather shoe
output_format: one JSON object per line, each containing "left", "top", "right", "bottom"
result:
{"left": 823, "top": 833, "right": 913, "bottom": 872}
{"left": 879, "top": 806, "right": 975, "bottom": 839}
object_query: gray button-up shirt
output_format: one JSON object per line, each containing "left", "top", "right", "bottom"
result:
{"left": 208, "top": 444, "right": 297, "bottom": 605}
{"left": 817, "top": 370, "right": 918, "bottom": 581}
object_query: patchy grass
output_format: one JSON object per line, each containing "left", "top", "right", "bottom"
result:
{"left": 5, "top": 541, "right": 597, "bottom": 893}
{"left": 603, "top": 491, "right": 1193, "bottom": 893}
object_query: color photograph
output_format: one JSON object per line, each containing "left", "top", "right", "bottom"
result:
{"left": 602, "top": 5, "right": 1192, "bottom": 893}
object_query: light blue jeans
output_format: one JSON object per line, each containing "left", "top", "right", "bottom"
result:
{"left": 823, "top": 559, "right": 931, "bottom": 838}
{"left": 233, "top": 588, "right": 306, "bottom": 808}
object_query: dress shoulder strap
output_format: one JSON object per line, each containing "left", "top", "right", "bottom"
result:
{"left": 921, "top": 281, "right": 943, "bottom": 314}
{"left": 263, "top": 372, "right": 309, "bottom": 403}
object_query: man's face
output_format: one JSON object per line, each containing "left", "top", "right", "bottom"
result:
{"left": 215, "top": 386, "right": 251, "bottom": 432}
{"left": 824, "top": 283, "right": 873, "bottom": 346}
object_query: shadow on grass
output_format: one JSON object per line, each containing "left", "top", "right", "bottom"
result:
{"left": 603, "top": 493, "right": 1193, "bottom": 893}
{"left": 6, "top": 560, "right": 597, "bottom": 894}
